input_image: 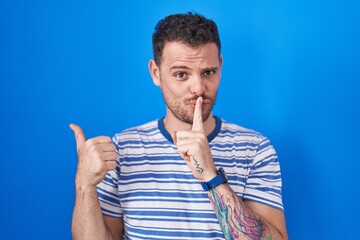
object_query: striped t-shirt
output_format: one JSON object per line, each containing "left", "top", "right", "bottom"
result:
{"left": 97, "top": 117, "right": 283, "bottom": 240}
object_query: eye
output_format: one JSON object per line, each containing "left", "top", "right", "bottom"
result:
{"left": 203, "top": 70, "right": 216, "bottom": 77}
{"left": 175, "top": 72, "right": 188, "bottom": 80}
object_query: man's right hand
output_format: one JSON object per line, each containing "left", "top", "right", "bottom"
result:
{"left": 70, "top": 124, "right": 117, "bottom": 188}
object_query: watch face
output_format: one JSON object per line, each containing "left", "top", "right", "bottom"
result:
{"left": 218, "top": 167, "right": 228, "bottom": 181}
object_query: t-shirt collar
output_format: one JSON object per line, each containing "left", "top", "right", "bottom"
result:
{"left": 158, "top": 116, "right": 222, "bottom": 144}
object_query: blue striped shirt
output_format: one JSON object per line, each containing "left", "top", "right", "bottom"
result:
{"left": 97, "top": 117, "right": 283, "bottom": 240}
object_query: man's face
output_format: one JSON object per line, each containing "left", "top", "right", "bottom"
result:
{"left": 152, "top": 42, "right": 222, "bottom": 124}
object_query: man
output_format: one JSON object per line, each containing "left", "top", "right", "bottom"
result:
{"left": 70, "top": 12, "right": 288, "bottom": 240}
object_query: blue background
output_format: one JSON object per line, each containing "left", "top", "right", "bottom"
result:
{"left": 1, "top": 0, "right": 359, "bottom": 239}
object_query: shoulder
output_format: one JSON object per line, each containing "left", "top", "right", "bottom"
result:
{"left": 113, "top": 119, "right": 160, "bottom": 143}
{"left": 218, "top": 118, "right": 267, "bottom": 144}
{"left": 219, "top": 119, "right": 278, "bottom": 162}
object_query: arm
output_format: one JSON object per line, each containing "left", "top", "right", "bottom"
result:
{"left": 72, "top": 185, "right": 123, "bottom": 240}
{"left": 104, "top": 216, "right": 124, "bottom": 240}
{"left": 70, "top": 124, "right": 123, "bottom": 240}
{"left": 174, "top": 98, "right": 287, "bottom": 239}
{"left": 208, "top": 183, "right": 287, "bottom": 240}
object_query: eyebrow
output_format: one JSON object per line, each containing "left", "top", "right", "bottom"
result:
{"left": 169, "top": 65, "right": 191, "bottom": 71}
{"left": 203, "top": 67, "right": 219, "bottom": 71}
{"left": 169, "top": 66, "right": 219, "bottom": 71}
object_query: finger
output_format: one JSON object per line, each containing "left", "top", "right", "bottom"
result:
{"left": 101, "top": 143, "right": 116, "bottom": 152}
{"left": 93, "top": 142, "right": 116, "bottom": 152}
{"left": 101, "top": 152, "right": 118, "bottom": 161}
{"left": 192, "top": 97, "right": 204, "bottom": 132}
{"left": 178, "top": 150, "right": 190, "bottom": 161}
{"left": 177, "top": 143, "right": 195, "bottom": 157}
{"left": 176, "top": 138, "right": 198, "bottom": 147}
{"left": 88, "top": 136, "right": 112, "bottom": 144}
{"left": 105, "top": 160, "right": 117, "bottom": 171}
{"left": 69, "top": 123, "right": 86, "bottom": 151}
{"left": 175, "top": 131, "right": 204, "bottom": 140}
{"left": 182, "top": 154, "right": 191, "bottom": 161}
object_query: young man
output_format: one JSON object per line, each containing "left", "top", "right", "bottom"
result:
{"left": 70, "top": 13, "right": 288, "bottom": 240}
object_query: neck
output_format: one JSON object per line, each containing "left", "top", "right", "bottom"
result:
{"left": 163, "top": 111, "right": 216, "bottom": 136}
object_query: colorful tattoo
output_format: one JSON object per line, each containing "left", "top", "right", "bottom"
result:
{"left": 210, "top": 188, "right": 271, "bottom": 240}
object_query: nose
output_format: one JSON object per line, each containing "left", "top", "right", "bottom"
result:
{"left": 189, "top": 76, "right": 206, "bottom": 96}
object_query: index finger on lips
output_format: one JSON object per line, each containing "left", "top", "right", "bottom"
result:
{"left": 192, "top": 97, "right": 204, "bottom": 132}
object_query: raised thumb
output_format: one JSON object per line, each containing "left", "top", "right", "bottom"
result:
{"left": 69, "top": 123, "right": 86, "bottom": 151}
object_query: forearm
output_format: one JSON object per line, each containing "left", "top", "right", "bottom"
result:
{"left": 72, "top": 185, "right": 112, "bottom": 240}
{"left": 209, "top": 184, "right": 284, "bottom": 240}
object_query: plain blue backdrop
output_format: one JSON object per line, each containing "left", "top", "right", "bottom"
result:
{"left": 1, "top": 0, "right": 359, "bottom": 239}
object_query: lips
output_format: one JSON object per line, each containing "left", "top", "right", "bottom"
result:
{"left": 187, "top": 101, "right": 211, "bottom": 110}
{"left": 185, "top": 98, "right": 212, "bottom": 105}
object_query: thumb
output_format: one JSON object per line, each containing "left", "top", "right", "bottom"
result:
{"left": 69, "top": 123, "right": 86, "bottom": 151}
{"left": 192, "top": 97, "right": 204, "bottom": 132}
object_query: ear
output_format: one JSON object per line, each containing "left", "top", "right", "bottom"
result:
{"left": 219, "top": 55, "right": 224, "bottom": 77}
{"left": 219, "top": 55, "right": 223, "bottom": 70}
{"left": 149, "top": 59, "right": 161, "bottom": 86}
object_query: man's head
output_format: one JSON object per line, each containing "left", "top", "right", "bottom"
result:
{"left": 149, "top": 13, "right": 223, "bottom": 125}
{"left": 152, "top": 12, "right": 221, "bottom": 66}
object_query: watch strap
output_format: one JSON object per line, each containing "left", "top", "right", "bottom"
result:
{"left": 201, "top": 167, "right": 227, "bottom": 191}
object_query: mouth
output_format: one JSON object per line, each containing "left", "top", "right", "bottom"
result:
{"left": 186, "top": 97, "right": 211, "bottom": 105}
{"left": 188, "top": 101, "right": 210, "bottom": 109}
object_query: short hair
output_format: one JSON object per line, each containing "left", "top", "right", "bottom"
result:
{"left": 152, "top": 12, "right": 221, "bottom": 65}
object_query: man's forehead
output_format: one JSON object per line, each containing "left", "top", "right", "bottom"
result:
{"left": 160, "top": 41, "right": 220, "bottom": 67}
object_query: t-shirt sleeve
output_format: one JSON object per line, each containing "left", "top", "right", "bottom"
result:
{"left": 243, "top": 137, "right": 284, "bottom": 211}
{"left": 96, "top": 136, "right": 123, "bottom": 218}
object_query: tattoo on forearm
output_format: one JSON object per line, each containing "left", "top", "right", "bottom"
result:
{"left": 209, "top": 188, "right": 271, "bottom": 240}
{"left": 192, "top": 156, "right": 204, "bottom": 174}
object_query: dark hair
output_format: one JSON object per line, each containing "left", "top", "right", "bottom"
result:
{"left": 152, "top": 12, "right": 221, "bottom": 65}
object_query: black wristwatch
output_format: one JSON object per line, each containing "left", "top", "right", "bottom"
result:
{"left": 201, "top": 167, "right": 228, "bottom": 191}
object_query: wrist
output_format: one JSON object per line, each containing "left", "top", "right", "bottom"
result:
{"left": 200, "top": 167, "right": 228, "bottom": 191}
{"left": 199, "top": 170, "right": 218, "bottom": 182}
{"left": 75, "top": 183, "right": 98, "bottom": 197}
{"left": 75, "top": 175, "right": 97, "bottom": 192}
